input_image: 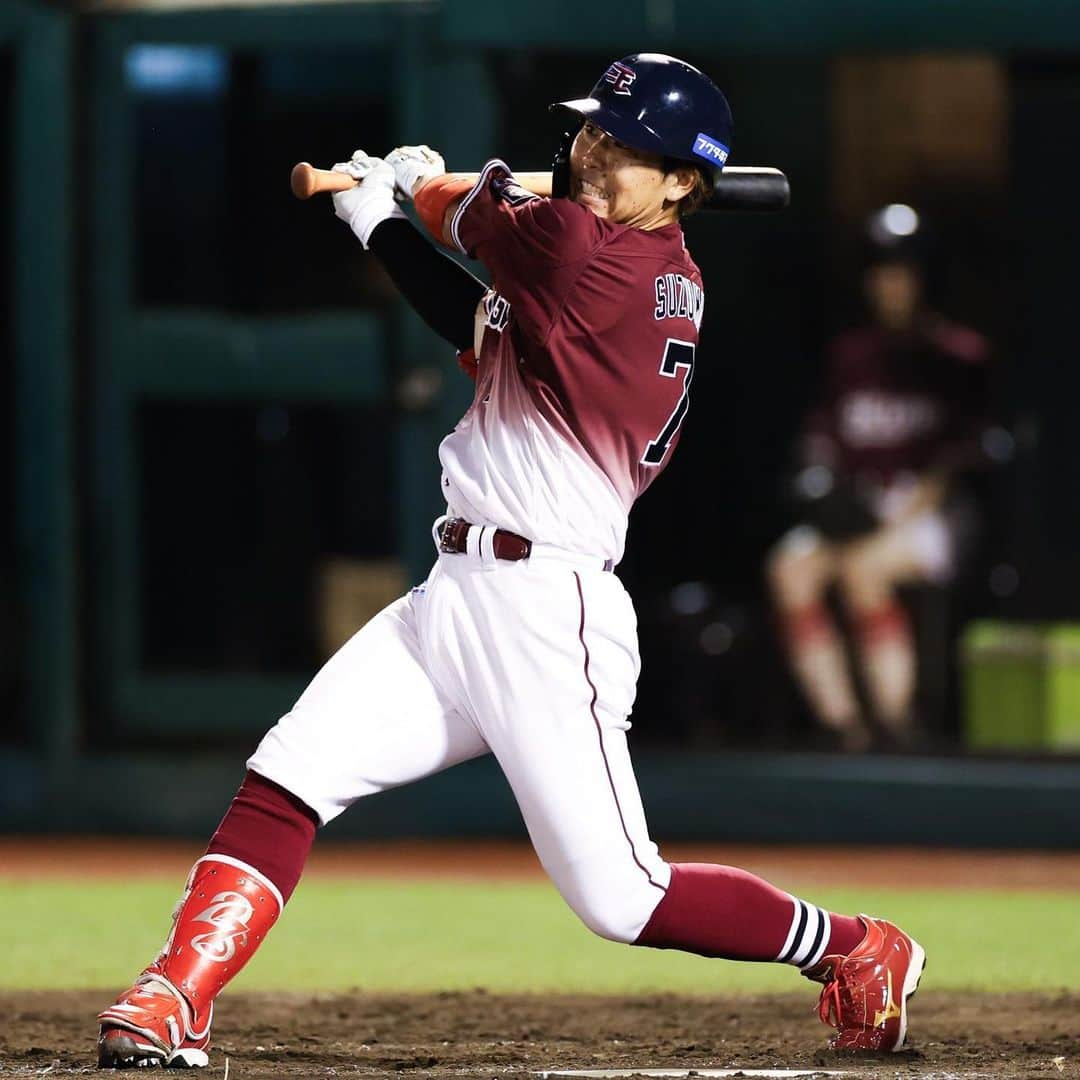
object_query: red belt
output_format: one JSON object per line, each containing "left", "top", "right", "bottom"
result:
{"left": 438, "top": 517, "right": 614, "bottom": 571}
{"left": 438, "top": 517, "right": 532, "bottom": 561}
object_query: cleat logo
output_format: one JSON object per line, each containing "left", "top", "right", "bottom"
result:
{"left": 190, "top": 890, "right": 253, "bottom": 962}
{"left": 873, "top": 970, "right": 903, "bottom": 1028}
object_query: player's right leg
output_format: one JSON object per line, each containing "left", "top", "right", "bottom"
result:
{"left": 460, "top": 558, "right": 923, "bottom": 1053}
{"left": 97, "top": 584, "right": 487, "bottom": 1069}
{"left": 767, "top": 527, "right": 871, "bottom": 750}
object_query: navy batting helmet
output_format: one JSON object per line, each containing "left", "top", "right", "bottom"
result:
{"left": 551, "top": 53, "right": 734, "bottom": 176}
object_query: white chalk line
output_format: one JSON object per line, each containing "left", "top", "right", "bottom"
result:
{"left": 536, "top": 1070, "right": 850, "bottom": 1078}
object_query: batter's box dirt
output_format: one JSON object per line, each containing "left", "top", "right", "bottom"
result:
{"left": 0, "top": 989, "right": 1075, "bottom": 1078}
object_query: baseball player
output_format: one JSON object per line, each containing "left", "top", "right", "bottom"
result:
{"left": 768, "top": 208, "right": 992, "bottom": 750}
{"left": 97, "top": 54, "right": 924, "bottom": 1069}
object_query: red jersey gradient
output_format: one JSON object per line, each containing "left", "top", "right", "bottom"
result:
{"left": 437, "top": 160, "right": 704, "bottom": 563}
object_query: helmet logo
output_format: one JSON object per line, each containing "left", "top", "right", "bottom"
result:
{"left": 602, "top": 61, "right": 636, "bottom": 96}
{"left": 692, "top": 133, "right": 730, "bottom": 167}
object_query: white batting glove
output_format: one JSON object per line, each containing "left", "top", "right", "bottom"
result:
{"left": 334, "top": 148, "right": 385, "bottom": 183}
{"left": 331, "top": 151, "right": 406, "bottom": 249}
{"left": 385, "top": 144, "right": 446, "bottom": 199}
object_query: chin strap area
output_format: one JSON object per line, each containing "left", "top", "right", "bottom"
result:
{"left": 550, "top": 126, "right": 579, "bottom": 199}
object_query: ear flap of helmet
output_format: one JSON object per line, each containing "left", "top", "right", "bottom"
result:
{"left": 550, "top": 123, "right": 581, "bottom": 199}
{"left": 550, "top": 54, "right": 733, "bottom": 180}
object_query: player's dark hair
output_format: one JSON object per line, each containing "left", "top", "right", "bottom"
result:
{"left": 663, "top": 158, "right": 712, "bottom": 217}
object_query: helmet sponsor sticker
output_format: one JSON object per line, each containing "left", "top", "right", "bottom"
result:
{"left": 602, "top": 61, "right": 637, "bottom": 96}
{"left": 693, "top": 133, "right": 729, "bottom": 167}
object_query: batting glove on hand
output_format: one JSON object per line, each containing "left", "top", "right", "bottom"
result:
{"left": 386, "top": 144, "right": 446, "bottom": 199}
{"left": 331, "top": 152, "right": 406, "bottom": 250}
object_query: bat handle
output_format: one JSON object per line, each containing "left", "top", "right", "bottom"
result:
{"left": 290, "top": 162, "right": 357, "bottom": 200}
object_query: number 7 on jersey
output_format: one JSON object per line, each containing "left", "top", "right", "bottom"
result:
{"left": 641, "top": 338, "right": 697, "bottom": 466}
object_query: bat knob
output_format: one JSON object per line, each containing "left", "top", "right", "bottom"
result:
{"left": 291, "top": 162, "right": 317, "bottom": 200}
{"left": 290, "top": 161, "right": 359, "bottom": 200}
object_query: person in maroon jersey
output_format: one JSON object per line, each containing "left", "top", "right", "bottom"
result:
{"left": 96, "top": 57, "right": 923, "bottom": 1070}
{"left": 768, "top": 205, "right": 992, "bottom": 751}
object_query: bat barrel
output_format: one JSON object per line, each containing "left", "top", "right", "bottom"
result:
{"left": 707, "top": 166, "right": 790, "bottom": 212}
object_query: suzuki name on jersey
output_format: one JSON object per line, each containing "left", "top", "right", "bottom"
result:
{"left": 654, "top": 273, "right": 704, "bottom": 329}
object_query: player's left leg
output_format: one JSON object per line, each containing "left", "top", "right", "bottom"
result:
{"left": 448, "top": 556, "right": 923, "bottom": 1052}
{"left": 97, "top": 774, "right": 313, "bottom": 1068}
{"left": 98, "top": 583, "right": 488, "bottom": 1068}
{"left": 836, "top": 512, "right": 951, "bottom": 742}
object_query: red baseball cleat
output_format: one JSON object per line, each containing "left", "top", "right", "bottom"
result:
{"left": 97, "top": 854, "right": 282, "bottom": 1068}
{"left": 97, "top": 968, "right": 211, "bottom": 1068}
{"left": 804, "top": 914, "right": 926, "bottom": 1052}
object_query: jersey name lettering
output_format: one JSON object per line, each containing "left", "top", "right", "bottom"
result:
{"left": 839, "top": 391, "right": 942, "bottom": 448}
{"left": 653, "top": 273, "right": 704, "bottom": 329}
{"left": 483, "top": 290, "right": 512, "bottom": 334}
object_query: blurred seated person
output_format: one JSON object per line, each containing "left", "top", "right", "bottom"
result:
{"left": 767, "top": 205, "right": 992, "bottom": 751}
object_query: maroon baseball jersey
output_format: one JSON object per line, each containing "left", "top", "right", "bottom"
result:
{"left": 804, "top": 320, "right": 991, "bottom": 483}
{"left": 437, "top": 159, "right": 705, "bottom": 563}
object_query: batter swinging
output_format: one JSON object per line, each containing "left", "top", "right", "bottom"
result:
{"left": 97, "top": 54, "right": 924, "bottom": 1069}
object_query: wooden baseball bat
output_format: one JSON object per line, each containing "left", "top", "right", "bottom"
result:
{"left": 290, "top": 161, "right": 789, "bottom": 212}
{"left": 290, "top": 162, "right": 553, "bottom": 200}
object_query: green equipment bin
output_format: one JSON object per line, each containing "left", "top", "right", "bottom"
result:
{"left": 1044, "top": 624, "right": 1080, "bottom": 749}
{"left": 961, "top": 621, "right": 1045, "bottom": 749}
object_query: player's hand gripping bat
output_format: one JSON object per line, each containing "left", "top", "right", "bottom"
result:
{"left": 290, "top": 161, "right": 790, "bottom": 213}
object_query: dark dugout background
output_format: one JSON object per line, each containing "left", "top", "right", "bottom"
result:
{"left": 110, "top": 45, "right": 1080, "bottom": 750}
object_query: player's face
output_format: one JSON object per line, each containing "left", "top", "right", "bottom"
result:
{"left": 569, "top": 121, "right": 693, "bottom": 229}
{"left": 865, "top": 262, "right": 923, "bottom": 331}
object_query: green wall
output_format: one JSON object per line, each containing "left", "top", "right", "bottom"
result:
{"left": 443, "top": 0, "right": 1080, "bottom": 51}
{"left": 5, "top": 0, "right": 1080, "bottom": 843}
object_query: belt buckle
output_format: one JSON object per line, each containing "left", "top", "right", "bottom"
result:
{"left": 439, "top": 517, "right": 469, "bottom": 554}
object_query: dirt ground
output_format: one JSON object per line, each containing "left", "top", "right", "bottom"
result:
{"left": 4, "top": 841, "right": 1078, "bottom": 1077}
{"left": 1, "top": 988, "right": 1076, "bottom": 1078}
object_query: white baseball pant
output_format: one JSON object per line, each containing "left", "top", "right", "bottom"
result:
{"left": 247, "top": 530, "right": 671, "bottom": 943}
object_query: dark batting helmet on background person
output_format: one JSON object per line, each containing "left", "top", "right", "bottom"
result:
{"left": 862, "top": 203, "right": 935, "bottom": 270}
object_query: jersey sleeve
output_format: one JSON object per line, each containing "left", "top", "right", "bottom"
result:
{"left": 450, "top": 159, "right": 605, "bottom": 341}
{"left": 936, "top": 327, "right": 994, "bottom": 473}
{"left": 799, "top": 334, "right": 852, "bottom": 467}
